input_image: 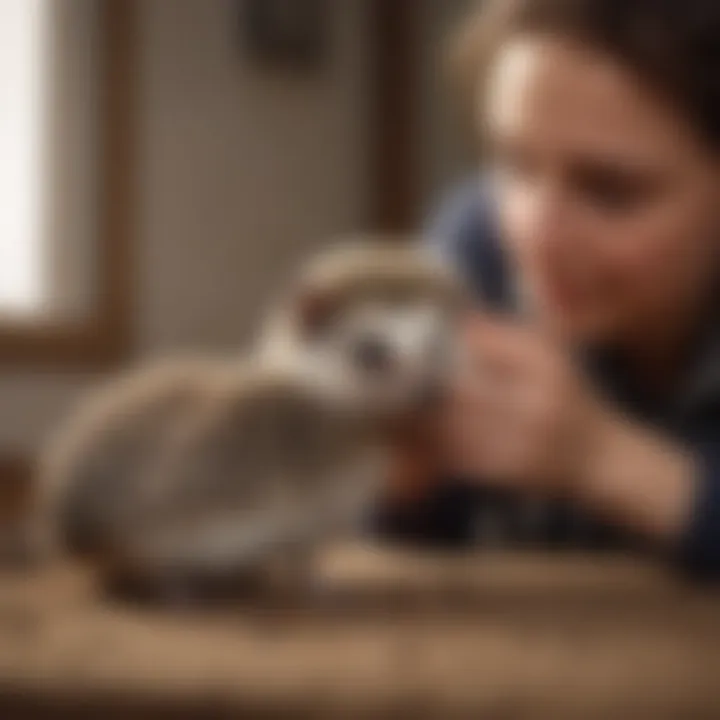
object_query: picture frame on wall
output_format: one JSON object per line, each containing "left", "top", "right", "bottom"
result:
{"left": 239, "top": 0, "right": 330, "bottom": 70}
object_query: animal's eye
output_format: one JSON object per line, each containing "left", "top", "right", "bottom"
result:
{"left": 352, "top": 333, "right": 393, "bottom": 375}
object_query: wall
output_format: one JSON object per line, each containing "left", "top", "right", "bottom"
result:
{"left": 416, "top": 0, "right": 475, "bottom": 218}
{"left": 0, "top": 0, "right": 371, "bottom": 454}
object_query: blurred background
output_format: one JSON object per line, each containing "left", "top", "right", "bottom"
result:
{"left": 0, "top": 0, "right": 474, "bottom": 499}
{"left": 3, "top": 7, "right": 720, "bottom": 718}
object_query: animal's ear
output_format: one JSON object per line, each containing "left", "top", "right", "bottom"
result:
{"left": 293, "top": 282, "right": 340, "bottom": 338}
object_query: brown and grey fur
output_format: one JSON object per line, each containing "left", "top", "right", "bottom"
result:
{"left": 33, "top": 238, "right": 466, "bottom": 602}
{"left": 31, "top": 357, "right": 384, "bottom": 602}
{"left": 30, "top": 358, "right": 240, "bottom": 567}
{"left": 112, "top": 363, "right": 386, "bottom": 599}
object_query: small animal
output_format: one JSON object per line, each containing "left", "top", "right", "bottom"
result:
{"left": 32, "top": 238, "right": 467, "bottom": 604}
{"left": 110, "top": 360, "right": 385, "bottom": 602}
{"left": 134, "top": 238, "right": 469, "bottom": 598}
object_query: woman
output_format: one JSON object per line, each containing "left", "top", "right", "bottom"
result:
{"left": 376, "top": 0, "right": 720, "bottom": 579}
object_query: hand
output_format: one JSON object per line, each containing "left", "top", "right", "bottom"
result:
{"left": 444, "top": 315, "right": 609, "bottom": 492}
{"left": 443, "top": 314, "right": 697, "bottom": 540}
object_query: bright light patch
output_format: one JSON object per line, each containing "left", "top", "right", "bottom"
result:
{"left": 0, "top": 0, "right": 48, "bottom": 317}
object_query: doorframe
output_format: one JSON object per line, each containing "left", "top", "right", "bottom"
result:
{"left": 369, "top": 0, "right": 419, "bottom": 232}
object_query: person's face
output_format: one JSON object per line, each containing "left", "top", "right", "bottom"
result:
{"left": 483, "top": 36, "right": 720, "bottom": 347}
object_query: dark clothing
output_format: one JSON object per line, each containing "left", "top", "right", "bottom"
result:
{"left": 375, "top": 178, "right": 720, "bottom": 579}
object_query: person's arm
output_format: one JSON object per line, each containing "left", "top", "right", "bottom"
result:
{"left": 443, "top": 315, "right": 720, "bottom": 579}
{"left": 574, "top": 417, "right": 720, "bottom": 579}
{"left": 573, "top": 416, "right": 695, "bottom": 541}
{"left": 679, "top": 446, "right": 720, "bottom": 579}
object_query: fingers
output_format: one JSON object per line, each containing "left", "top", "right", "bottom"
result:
{"left": 443, "top": 399, "right": 531, "bottom": 484}
{"left": 459, "top": 313, "right": 559, "bottom": 378}
{"left": 444, "top": 314, "right": 565, "bottom": 483}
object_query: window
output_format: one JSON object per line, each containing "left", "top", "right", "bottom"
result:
{"left": 0, "top": 0, "right": 48, "bottom": 317}
{"left": 0, "top": 0, "right": 134, "bottom": 367}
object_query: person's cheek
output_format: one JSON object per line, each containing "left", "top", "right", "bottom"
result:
{"left": 637, "top": 200, "right": 720, "bottom": 312}
{"left": 592, "top": 186, "right": 716, "bottom": 328}
{"left": 498, "top": 185, "right": 549, "bottom": 292}
{"left": 500, "top": 188, "right": 609, "bottom": 331}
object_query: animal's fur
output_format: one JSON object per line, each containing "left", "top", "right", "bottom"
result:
{"left": 31, "top": 358, "right": 241, "bottom": 566}
{"left": 33, "top": 238, "right": 466, "bottom": 603}
{"left": 112, "top": 365, "right": 384, "bottom": 590}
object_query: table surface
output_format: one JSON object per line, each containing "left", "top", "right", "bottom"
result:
{"left": 0, "top": 544, "right": 719, "bottom": 719}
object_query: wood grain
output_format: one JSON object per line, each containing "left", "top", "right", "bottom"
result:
{"left": 0, "top": 545, "right": 718, "bottom": 718}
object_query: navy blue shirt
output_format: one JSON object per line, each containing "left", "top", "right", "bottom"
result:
{"left": 375, "top": 179, "right": 720, "bottom": 580}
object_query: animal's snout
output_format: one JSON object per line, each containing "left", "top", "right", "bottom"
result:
{"left": 352, "top": 334, "right": 395, "bottom": 376}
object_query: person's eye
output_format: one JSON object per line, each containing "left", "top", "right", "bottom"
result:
{"left": 573, "top": 165, "right": 656, "bottom": 213}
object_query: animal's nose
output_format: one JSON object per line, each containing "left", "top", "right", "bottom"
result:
{"left": 352, "top": 335, "right": 394, "bottom": 375}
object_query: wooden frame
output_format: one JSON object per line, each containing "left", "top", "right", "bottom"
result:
{"left": 369, "top": 0, "right": 418, "bottom": 233}
{"left": 0, "top": 455, "right": 31, "bottom": 529}
{"left": 0, "top": 0, "right": 412, "bottom": 365}
{"left": 0, "top": 0, "right": 136, "bottom": 369}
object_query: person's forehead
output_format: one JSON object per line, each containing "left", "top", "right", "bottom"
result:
{"left": 485, "top": 36, "right": 699, "bottom": 166}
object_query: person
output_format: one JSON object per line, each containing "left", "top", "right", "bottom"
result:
{"left": 374, "top": 0, "right": 720, "bottom": 579}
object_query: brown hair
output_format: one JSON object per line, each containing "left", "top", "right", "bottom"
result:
{"left": 449, "top": 0, "right": 720, "bottom": 149}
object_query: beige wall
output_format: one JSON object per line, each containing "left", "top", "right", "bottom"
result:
{"left": 0, "top": 0, "right": 371, "bottom": 454}
{"left": 417, "top": 0, "right": 476, "bottom": 217}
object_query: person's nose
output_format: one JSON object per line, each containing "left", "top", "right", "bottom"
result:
{"left": 516, "top": 182, "right": 572, "bottom": 258}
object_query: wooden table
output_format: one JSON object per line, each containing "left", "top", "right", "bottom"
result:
{"left": 0, "top": 544, "right": 719, "bottom": 718}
